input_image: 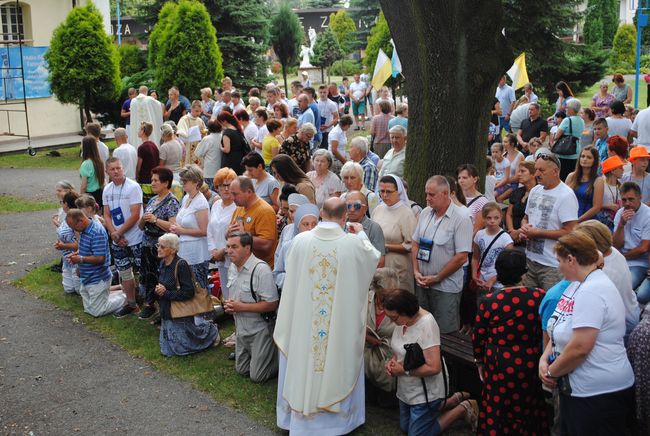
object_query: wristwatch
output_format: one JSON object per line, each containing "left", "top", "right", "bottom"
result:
{"left": 79, "top": 255, "right": 84, "bottom": 264}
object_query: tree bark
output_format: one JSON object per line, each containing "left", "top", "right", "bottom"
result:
{"left": 380, "top": 1, "right": 513, "bottom": 203}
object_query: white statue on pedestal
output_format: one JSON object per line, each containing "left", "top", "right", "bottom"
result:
{"left": 299, "top": 45, "right": 314, "bottom": 68}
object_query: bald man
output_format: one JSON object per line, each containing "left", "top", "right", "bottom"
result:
{"left": 345, "top": 190, "right": 385, "bottom": 266}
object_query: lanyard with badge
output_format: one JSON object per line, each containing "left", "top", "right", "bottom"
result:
{"left": 416, "top": 210, "right": 443, "bottom": 263}
{"left": 110, "top": 184, "right": 125, "bottom": 226}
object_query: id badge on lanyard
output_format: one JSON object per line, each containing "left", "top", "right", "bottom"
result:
{"left": 417, "top": 238, "right": 433, "bottom": 262}
{"left": 111, "top": 206, "right": 125, "bottom": 226}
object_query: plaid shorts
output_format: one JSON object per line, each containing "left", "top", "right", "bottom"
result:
{"left": 111, "top": 242, "right": 142, "bottom": 272}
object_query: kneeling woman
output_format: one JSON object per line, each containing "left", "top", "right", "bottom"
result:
{"left": 540, "top": 231, "right": 634, "bottom": 435}
{"left": 384, "top": 289, "right": 478, "bottom": 434}
{"left": 155, "top": 233, "right": 219, "bottom": 357}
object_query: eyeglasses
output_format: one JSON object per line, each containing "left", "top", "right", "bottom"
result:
{"left": 535, "top": 153, "right": 560, "bottom": 167}
{"left": 346, "top": 202, "right": 364, "bottom": 211}
{"left": 379, "top": 189, "right": 396, "bottom": 195}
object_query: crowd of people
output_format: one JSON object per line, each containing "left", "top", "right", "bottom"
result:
{"left": 47, "top": 72, "right": 650, "bottom": 435}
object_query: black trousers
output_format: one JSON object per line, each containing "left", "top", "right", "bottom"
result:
{"left": 139, "top": 245, "right": 159, "bottom": 305}
{"left": 560, "top": 387, "right": 634, "bottom": 436}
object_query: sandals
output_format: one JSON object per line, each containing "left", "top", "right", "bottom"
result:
{"left": 453, "top": 391, "right": 471, "bottom": 405}
{"left": 460, "top": 399, "right": 479, "bottom": 432}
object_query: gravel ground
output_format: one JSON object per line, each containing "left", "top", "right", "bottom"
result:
{"left": 0, "top": 170, "right": 276, "bottom": 436}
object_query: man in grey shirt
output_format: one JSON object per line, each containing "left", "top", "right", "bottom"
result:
{"left": 411, "top": 176, "right": 473, "bottom": 333}
{"left": 344, "top": 191, "right": 385, "bottom": 267}
{"left": 225, "top": 231, "right": 279, "bottom": 383}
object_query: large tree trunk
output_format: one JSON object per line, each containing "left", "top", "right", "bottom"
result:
{"left": 380, "top": 1, "right": 513, "bottom": 203}
{"left": 281, "top": 64, "right": 289, "bottom": 98}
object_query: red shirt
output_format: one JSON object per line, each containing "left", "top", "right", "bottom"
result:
{"left": 137, "top": 140, "right": 160, "bottom": 184}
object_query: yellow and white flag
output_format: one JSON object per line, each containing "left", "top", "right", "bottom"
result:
{"left": 371, "top": 48, "right": 392, "bottom": 90}
{"left": 506, "top": 52, "right": 529, "bottom": 90}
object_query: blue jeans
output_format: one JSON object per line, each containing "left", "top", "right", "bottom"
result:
{"left": 399, "top": 399, "right": 442, "bottom": 436}
{"left": 498, "top": 116, "right": 511, "bottom": 133}
{"left": 629, "top": 266, "right": 650, "bottom": 304}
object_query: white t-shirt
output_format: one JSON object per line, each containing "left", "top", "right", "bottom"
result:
{"left": 484, "top": 175, "right": 496, "bottom": 201}
{"left": 602, "top": 247, "right": 641, "bottom": 333}
{"left": 287, "top": 98, "right": 300, "bottom": 118}
{"left": 493, "top": 157, "right": 510, "bottom": 183}
{"left": 328, "top": 124, "right": 348, "bottom": 159}
{"left": 505, "top": 150, "right": 524, "bottom": 180}
{"left": 473, "top": 230, "right": 514, "bottom": 280}
{"left": 525, "top": 182, "right": 579, "bottom": 267}
{"left": 195, "top": 133, "right": 222, "bottom": 181}
{"left": 613, "top": 203, "right": 650, "bottom": 268}
{"left": 207, "top": 199, "right": 237, "bottom": 269}
{"left": 112, "top": 143, "right": 137, "bottom": 180}
{"left": 253, "top": 174, "right": 281, "bottom": 205}
{"left": 176, "top": 193, "right": 210, "bottom": 264}
{"left": 159, "top": 139, "right": 183, "bottom": 174}
{"left": 256, "top": 125, "right": 269, "bottom": 146}
{"left": 606, "top": 117, "right": 633, "bottom": 139}
{"left": 631, "top": 107, "right": 650, "bottom": 148}
{"left": 98, "top": 140, "right": 110, "bottom": 163}
{"left": 102, "top": 178, "right": 143, "bottom": 246}
{"left": 243, "top": 122, "right": 259, "bottom": 145}
{"left": 547, "top": 269, "right": 634, "bottom": 397}
{"left": 349, "top": 81, "right": 367, "bottom": 101}
{"left": 317, "top": 98, "right": 338, "bottom": 133}
{"left": 390, "top": 312, "right": 445, "bottom": 405}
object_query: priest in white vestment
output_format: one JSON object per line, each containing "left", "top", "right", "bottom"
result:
{"left": 176, "top": 101, "right": 207, "bottom": 167}
{"left": 129, "top": 86, "right": 163, "bottom": 147}
{"left": 274, "top": 197, "right": 380, "bottom": 435}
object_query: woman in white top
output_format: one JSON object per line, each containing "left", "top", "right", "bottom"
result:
{"left": 207, "top": 167, "right": 237, "bottom": 299}
{"left": 575, "top": 220, "right": 640, "bottom": 337}
{"left": 170, "top": 165, "right": 210, "bottom": 288}
{"left": 456, "top": 163, "right": 489, "bottom": 234}
{"left": 307, "top": 149, "right": 343, "bottom": 208}
{"left": 159, "top": 123, "right": 184, "bottom": 178}
{"left": 373, "top": 86, "right": 395, "bottom": 114}
{"left": 540, "top": 232, "right": 635, "bottom": 435}
{"left": 500, "top": 133, "right": 524, "bottom": 201}
{"left": 384, "top": 289, "right": 479, "bottom": 434}
{"left": 606, "top": 100, "right": 633, "bottom": 139}
{"left": 195, "top": 119, "right": 223, "bottom": 188}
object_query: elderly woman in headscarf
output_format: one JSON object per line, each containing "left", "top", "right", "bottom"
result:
{"left": 273, "top": 203, "right": 320, "bottom": 290}
{"left": 274, "top": 193, "right": 309, "bottom": 267}
{"left": 365, "top": 268, "right": 400, "bottom": 406}
{"left": 371, "top": 175, "right": 417, "bottom": 293}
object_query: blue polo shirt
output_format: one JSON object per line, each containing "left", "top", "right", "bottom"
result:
{"left": 78, "top": 219, "right": 112, "bottom": 286}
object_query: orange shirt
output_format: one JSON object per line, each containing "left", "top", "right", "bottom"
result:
{"left": 231, "top": 197, "right": 278, "bottom": 267}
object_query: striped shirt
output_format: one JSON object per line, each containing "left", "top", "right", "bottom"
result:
{"left": 78, "top": 219, "right": 112, "bottom": 285}
{"left": 56, "top": 221, "right": 77, "bottom": 268}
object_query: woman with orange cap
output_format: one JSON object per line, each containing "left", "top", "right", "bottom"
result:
{"left": 599, "top": 155, "right": 625, "bottom": 230}
{"left": 622, "top": 146, "right": 650, "bottom": 204}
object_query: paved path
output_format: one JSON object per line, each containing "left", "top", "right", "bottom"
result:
{"left": 0, "top": 170, "right": 275, "bottom": 435}
{"left": 0, "top": 168, "right": 78, "bottom": 201}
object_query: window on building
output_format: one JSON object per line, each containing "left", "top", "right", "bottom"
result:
{"left": 0, "top": 3, "right": 23, "bottom": 41}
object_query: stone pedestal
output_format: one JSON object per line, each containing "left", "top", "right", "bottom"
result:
{"left": 298, "top": 67, "right": 324, "bottom": 86}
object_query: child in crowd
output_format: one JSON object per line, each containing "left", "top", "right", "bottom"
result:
{"left": 592, "top": 117, "right": 609, "bottom": 168}
{"left": 471, "top": 202, "right": 514, "bottom": 291}
{"left": 75, "top": 194, "right": 105, "bottom": 226}
{"left": 491, "top": 143, "right": 510, "bottom": 198}
{"left": 525, "top": 137, "right": 544, "bottom": 161}
{"left": 55, "top": 191, "right": 80, "bottom": 294}
{"left": 549, "top": 111, "right": 566, "bottom": 148}
{"left": 485, "top": 157, "right": 496, "bottom": 201}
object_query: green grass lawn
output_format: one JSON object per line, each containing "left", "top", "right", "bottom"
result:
{"left": 0, "top": 195, "right": 58, "bottom": 214}
{"left": 15, "top": 263, "right": 419, "bottom": 435}
{"left": 0, "top": 140, "right": 116, "bottom": 170}
{"left": 576, "top": 78, "right": 649, "bottom": 110}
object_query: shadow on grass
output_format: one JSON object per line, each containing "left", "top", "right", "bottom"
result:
{"left": 15, "top": 263, "right": 415, "bottom": 435}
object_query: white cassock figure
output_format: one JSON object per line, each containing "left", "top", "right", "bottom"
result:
{"left": 129, "top": 87, "right": 163, "bottom": 147}
{"left": 274, "top": 197, "right": 380, "bottom": 435}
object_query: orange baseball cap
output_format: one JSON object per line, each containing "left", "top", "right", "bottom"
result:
{"left": 601, "top": 155, "right": 624, "bottom": 174}
{"left": 629, "top": 146, "right": 650, "bottom": 161}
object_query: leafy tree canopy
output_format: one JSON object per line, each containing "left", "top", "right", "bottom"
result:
{"left": 152, "top": 0, "right": 223, "bottom": 99}
{"left": 45, "top": 2, "right": 121, "bottom": 121}
{"left": 329, "top": 9, "right": 356, "bottom": 54}
{"left": 610, "top": 24, "right": 637, "bottom": 72}
{"left": 312, "top": 28, "right": 343, "bottom": 71}
{"left": 270, "top": 3, "right": 303, "bottom": 91}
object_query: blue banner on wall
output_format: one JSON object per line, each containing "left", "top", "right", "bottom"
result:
{"left": 0, "top": 46, "right": 51, "bottom": 100}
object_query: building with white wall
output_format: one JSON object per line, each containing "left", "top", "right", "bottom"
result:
{"left": 0, "top": 0, "right": 110, "bottom": 143}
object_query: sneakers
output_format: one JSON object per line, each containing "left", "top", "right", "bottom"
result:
{"left": 138, "top": 305, "right": 157, "bottom": 320}
{"left": 114, "top": 304, "right": 140, "bottom": 318}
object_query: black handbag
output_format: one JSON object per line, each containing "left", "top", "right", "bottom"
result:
{"left": 552, "top": 116, "right": 578, "bottom": 156}
{"left": 403, "top": 342, "right": 448, "bottom": 408}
